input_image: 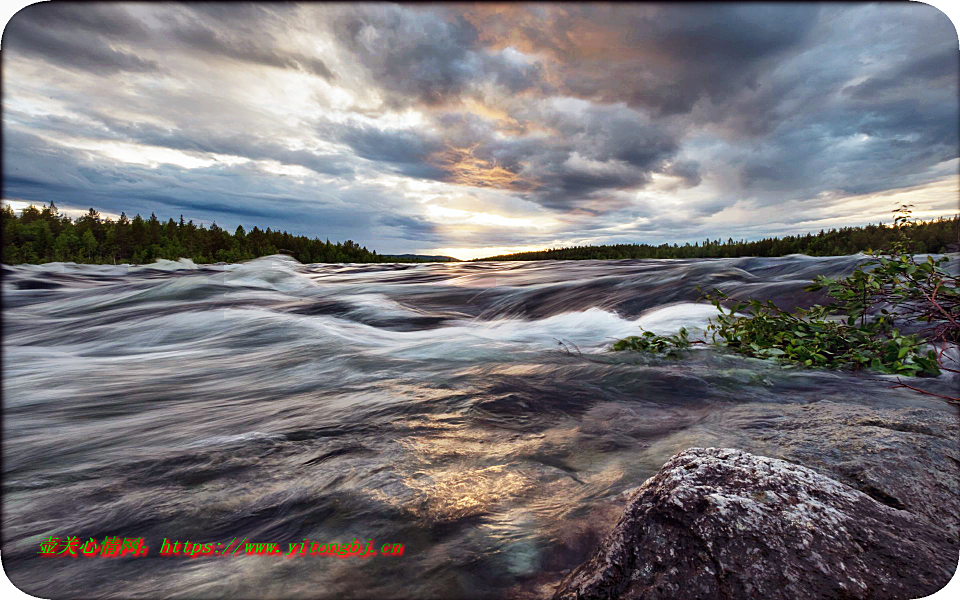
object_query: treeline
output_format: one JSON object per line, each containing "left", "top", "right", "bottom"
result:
{"left": 476, "top": 216, "right": 960, "bottom": 261}
{"left": 5, "top": 202, "right": 957, "bottom": 266}
{"left": 1, "top": 203, "right": 399, "bottom": 265}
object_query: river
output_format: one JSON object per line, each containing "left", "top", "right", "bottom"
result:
{"left": 3, "top": 254, "right": 957, "bottom": 598}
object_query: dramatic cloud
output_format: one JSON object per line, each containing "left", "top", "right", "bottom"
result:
{"left": 170, "top": 20, "right": 335, "bottom": 80}
{"left": 3, "top": 3, "right": 158, "bottom": 73}
{"left": 3, "top": 2, "right": 957, "bottom": 258}
{"left": 332, "top": 5, "right": 544, "bottom": 107}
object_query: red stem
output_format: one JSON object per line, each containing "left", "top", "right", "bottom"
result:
{"left": 891, "top": 377, "right": 960, "bottom": 406}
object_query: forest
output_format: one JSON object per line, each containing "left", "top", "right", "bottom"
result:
{"left": 1, "top": 203, "right": 392, "bottom": 265}
{"left": 2, "top": 202, "right": 958, "bottom": 265}
{"left": 477, "top": 216, "right": 959, "bottom": 261}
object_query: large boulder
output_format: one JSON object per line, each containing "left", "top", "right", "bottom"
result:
{"left": 695, "top": 401, "right": 960, "bottom": 541}
{"left": 553, "top": 448, "right": 958, "bottom": 600}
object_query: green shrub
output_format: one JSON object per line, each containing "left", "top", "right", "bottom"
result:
{"left": 701, "top": 291, "right": 941, "bottom": 377}
{"left": 612, "top": 327, "right": 694, "bottom": 358}
{"left": 613, "top": 205, "right": 957, "bottom": 385}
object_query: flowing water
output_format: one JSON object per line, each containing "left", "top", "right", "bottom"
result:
{"left": 3, "top": 255, "right": 957, "bottom": 599}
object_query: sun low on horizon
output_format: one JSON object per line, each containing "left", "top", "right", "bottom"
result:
{"left": 2, "top": 2, "right": 958, "bottom": 260}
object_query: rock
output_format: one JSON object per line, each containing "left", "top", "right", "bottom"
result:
{"left": 743, "top": 402, "right": 960, "bottom": 540}
{"left": 650, "top": 400, "right": 960, "bottom": 540}
{"left": 553, "top": 448, "right": 958, "bottom": 600}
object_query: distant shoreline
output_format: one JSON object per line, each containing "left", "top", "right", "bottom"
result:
{"left": 3, "top": 203, "right": 956, "bottom": 265}
{"left": 472, "top": 215, "right": 958, "bottom": 261}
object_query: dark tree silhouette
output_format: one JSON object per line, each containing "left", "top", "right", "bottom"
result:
{"left": 476, "top": 216, "right": 959, "bottom": 261}
{"left": 2, "top": 204, "right": 392, "bottom": 264}
{"left": 2, "top": 203, "right": 957, "bottom": 265}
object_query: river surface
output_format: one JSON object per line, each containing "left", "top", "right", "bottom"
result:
{"left": 3, "top": 255, "right": 957, "bottom": 599}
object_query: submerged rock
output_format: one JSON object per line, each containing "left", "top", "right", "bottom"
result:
{"left": 553, "top": 447, "right": 958, "bottom": 600}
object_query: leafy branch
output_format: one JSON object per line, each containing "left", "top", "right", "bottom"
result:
{"left": 612, "top": 205, "right": 959, "bottom": 404}
{"left": 611, "top": 327, "right": 704, "bottom": 358}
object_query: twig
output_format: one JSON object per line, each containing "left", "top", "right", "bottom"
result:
{"left": 935, "top": 340, "right": 960, "bottom": 374}
{"left": 890, "top": 377, "right": 960, "bottom": 406}
{"left": 904, "top": 272, "right": 959, "bottom": 330}
{"left": 851, "top": 371, "right": 960, "bottom": 407}
{"left": 555, "top": 338, "right": 588, "bottom": 359}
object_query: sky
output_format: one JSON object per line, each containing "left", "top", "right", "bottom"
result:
{"left": 2, "top": 2, "right": 958, "bottom": 260}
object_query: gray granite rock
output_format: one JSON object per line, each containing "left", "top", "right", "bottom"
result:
{"left": 645, "top": 400, "right": 960, "bottom": 539}
{"left": 553, "top": 447, "right": 958, "bottom": 600}
{"left": 728, "top": 401, "right": 960, "bottom": 541}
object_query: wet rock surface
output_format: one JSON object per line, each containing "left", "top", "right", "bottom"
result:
{"left": 720, "top": 401, "right": 960, "bottom": 541}
{"left": 553, "top": 447, "right": 958, "bottom": 600}
{"left": 650, "top": 399, "right": 960, "bottom": 541}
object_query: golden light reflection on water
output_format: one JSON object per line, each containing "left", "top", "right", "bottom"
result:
{"left": 453, "top": 363, "right": 557, "bottom": 378}
{"left": 364, "top": 417, "right": 538, "bottom": 521}
{"left": 368, "top": 412, "right": 631, "bottom": 526}
{"left": 400, "top": 424, "right": 544, "bottom": 461}
{"left": 406, "top": 464, "right": 531, "bottom": 522}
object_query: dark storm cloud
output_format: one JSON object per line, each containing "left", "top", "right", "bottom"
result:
{"left": 664, "top": 160, "right": 702, "bottom": 188}
{"left": 337, "top": 125, "right": 441, "bottom": 166}
{"left": 332, "top": 5, "right": 544, "bottom": 107}
{"left": 336, "top": 126, "right": 448, "bottom": 179}
{"left": 164, "top": 3, "right": 335, "bottom": 78}
{"left": 171, "top": 20, "right": 335, "bottom": 79}
{"left": 425, "top": 102, "right": 683, "bottom": 211}
{"left": 554, "top": 168, "right": 645, "bottom": 202}
{"left": 580, "top": 108, "right": 678, "bottom": 169}
{"left": 465, "top": 3, "right": 822, "bottom": 117}
{"left": 3, "top": 3, "right": 159, "bottom": 73}
{"left": 617, "top": 4, "right": 821, "bottom": 116}
{"left": 377, "top": 214, "right": 441, "bottom": 239}
{"left": 3, "top": 1, "right": 333, "bottom": 78}
{"left": 608, "top": 3, "right": 960, "bottom": 216}
{"left": 3, "top": 2, "right": 958, "bottom": 255}
{"left": 11, "top": 1, "right": 143, "bottom": 34}
{"left": 185, "top": 2, "right": 299, "bottom": 23}
{"left": 843, "top": 48, "right": 958, "bottom": 101}
{"left": 721, "top": 36, "right": 958, "bottom": 204}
